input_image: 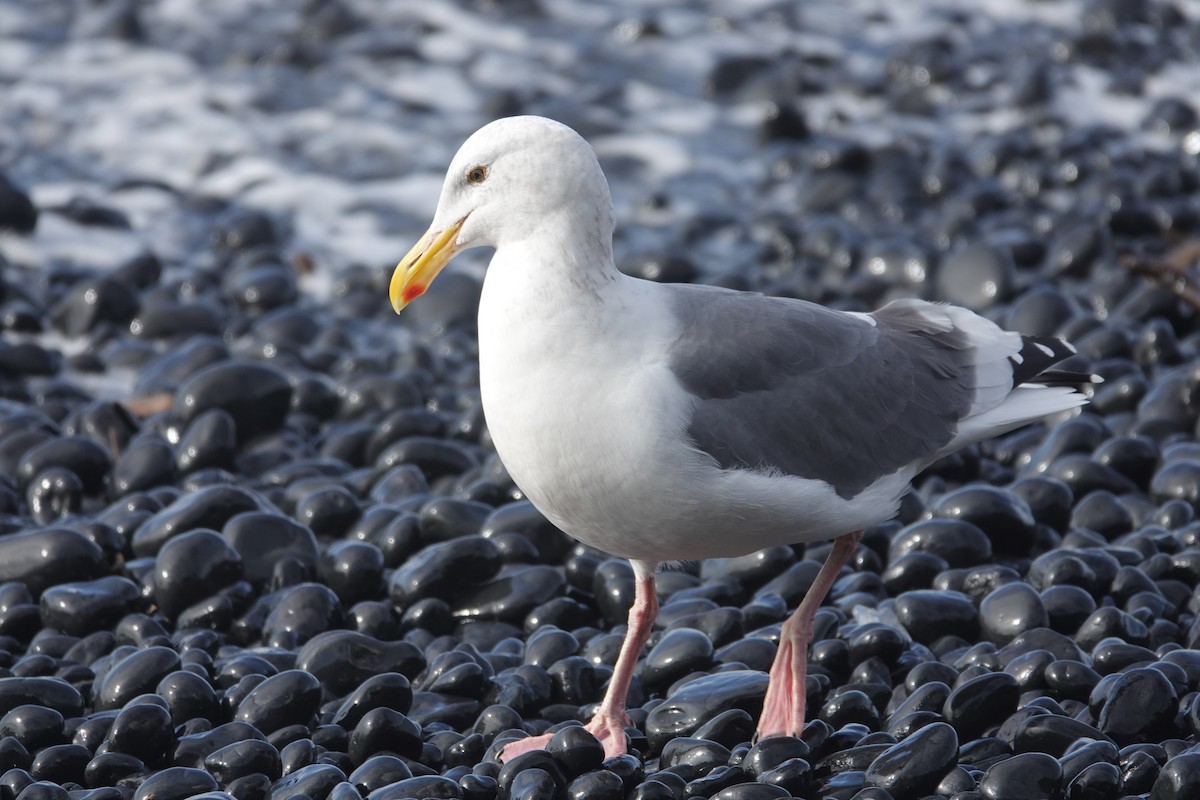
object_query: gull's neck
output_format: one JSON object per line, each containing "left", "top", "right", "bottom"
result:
{"left": 489, "top": 205, "right": 623, "bottom": 309}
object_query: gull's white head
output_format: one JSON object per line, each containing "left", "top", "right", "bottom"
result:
{"left": 390, "top": 116, "right": 614, "bottom": 312}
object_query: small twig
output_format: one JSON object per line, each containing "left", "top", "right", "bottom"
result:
{"left": 121, "top": 393, "right": 174, "bottom": 419}
{"left": 108, "top": 426, "right": 122, "bottom": 461}
{"left": 291, "top": 250, "right": 316, "bottom": 276}
{"left": 1119, "top": 239, "right": 1200, "bottom": 311}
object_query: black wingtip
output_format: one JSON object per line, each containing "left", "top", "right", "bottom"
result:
{"left": 1026, "top": 369, "right": 1104, "bottom": 388}
{"left": 1009, "top": 335, "right": 1086, "bottom": 387}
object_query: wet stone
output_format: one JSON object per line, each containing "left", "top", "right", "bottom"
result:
{"left": 820, "top": 690, "right": 880, "bottom": 729}
{"left": 131, "top": 766, "right": 218, "bottom": 800}
{"left": 936, "top": 244, "right": 1015, "bottom": 309}
{"left": 1096, "top": 666, "right": 1178, "bottom": 745}
{"left": 48, "top": 276, "right": 139, "bottom": 339}
{"left": 261, "top": 583, "right": 343, "bottom": 648}
{"left": 419, "top": 498, "right": 491, "bottom": 543}
{"left": 39, "top": 576, "right": 139, "bottom": 637}
{"left": 1065, "top": 760, "right": 1122, "bottom": 800}
{"left": 389, "top": 537, "right": 502, "bottom": 607}
{"left": 319, "top": 541, "right": 385, "bottom": 604}
{"left": 545, "top": 724, "right": 604, "bottom": 776}
{"left": 17, "top": 437, "right": 110, "bottom": 495}
{"left": 893, "top": 590, "right": 977, "bottom": 643}
{"left": 979, "top": 582, "right": 1048, "bottom": 645}
{"left": 0, "top": 342, "right": 59, "bottom": 377}
{"left": 931, "top": 485, "right": 1037, "bottom": 556}
{"left": 132, "top": 485, "right": 264, "bottom": 557}
{"left": 376, "top": 437, "right": 477, "bottom": 482}
{"left": 224, "top": 511, "right": 319, "bottom": 586}
{"left": 848, "top": 624, "right": 907, "bottom": 665}
{"left": 93, "top": 647, "right": 180, "bottom": 711}
{"left": 67, "top": 400, "right": 139, "bottom": 455}
{"left": 296, "top": 631, "right": 424, "bottom": 696}
{"left": 0, "top": 174, "right": 36, "bottom": 233}
{"left": 176, "top": 409, "right": 237, "bottom": 474}
{"left": 295, "top": 485, "right": 360, "bottom": 539}
{"left": 234, "top": 669, "right": 321, "bottom": 735}
{"left": 173, "top": 721, "right": 265, "bottom": 768}
{"left": 452, "top": 565, "right": 565, "bottom": 622}
{"left": 1152, "top": 751, "right": 1200, "bottom": 800}
{"left": 102, "top": 702, "right": 174, "bottom": 766}
{"left": 639, "top": 628, "right": 715, "bottom": 690}
{"left": 153, "top": 529, "right": 242, "bottom": 619}
{"left": 0, "top": 529, "right": 106, "bottom": 597}
{"left": 943, "top": 672, "right": 1019, "bottom": 741}
{"left": 880, "top": 551, "right": 948, "bottom": 594}
{"left": 84, "top": 752, "right": 144, "bottom": 787}
{"left": 204, "top": 738, "right": 282, "bottom": 784}
{"left": 112, "top": 435, "right": 179, "bottom": 496}
{"left": 28, "top": 741, "right": 91, "bottom": 783}
{"left": 348, "top": 706, "right": 422, "bottom": 764}
{"left": 644, "top": 670, "right": 769, "bottom": 752}
{"left": 1011, "top": 713, "right": 1108, "bottom": 757}
{"left": 888, "top": 519, "right": 993, "bottom": 567}
{"left": 1152, "top": 461, "right": 1200, "bottom": 513}
{"left": 978, "top": 752, "right": 1062, "bottom": 800}
{"left": 1009, "top": 478, "right": 1074, "bottom": 531}
{"left": 26, "top": 468, "right": 82, "bottom": 526}
{"left": 170, "top": 361, "right": 292, "bottom": 444}
{"left": 658, "top": 736, "right": 730, "bottom": 775}
{"left": 0, "top": 706, "right": 63, "bottom": 752}
{"left": 1041, "top": 585, "right": 1097, "bottom": 634}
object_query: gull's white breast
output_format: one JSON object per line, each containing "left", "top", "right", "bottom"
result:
{"left": 475, "top": 249, "right": 910, "bottom": 562}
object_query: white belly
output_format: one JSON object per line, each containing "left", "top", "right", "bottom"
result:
{"left": 475, "top": 260, "right": 908, "bottom": 562}
{"left": 478, "top": 274, "right": 688, "bottom": 557}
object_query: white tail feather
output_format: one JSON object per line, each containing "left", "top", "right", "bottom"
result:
{"left": 929, "top": 384, "right": 1088, "bottom": 465}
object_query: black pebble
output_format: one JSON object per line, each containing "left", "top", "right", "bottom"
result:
{"left": 205, "top": 739, "right": 282, "bottom": 784}
{"left": 0, "top": 174, "right": 37, "bottom": 233}
{"left": 235, "top": 670, "right": 321, "bottom": 735}
{"left": 865, "top": 721, "right": 958, "bottom": 797}
{"left": 643, "top": 671, "right": 769, "bottom": 752}
{"left": 889, "top": 519, "right": 992, "bottom": 567}
{"left": 153, "top": 529, "right": 242, "bottom": 619}
{"left": 389, "top": 537, "right": 501, "bottom": 606}
{"left": 176, "top": 410, "right": 238, "bottom": 474}
{"left": 295, "top": 631, "right": 423, "bottom": 696}
{"left": 112, "top": 435, "right": 179, "bottom": 496}
{"left": 17, "top": 437, "right": 111, "bottom": 495}
{"left": 978, "top": 752, "right": 1062, "bottom": 800}
{"left": 893, "top": 590, "right": 977, "bottom": 643}
{"left": 103, "top": 702, "right": 174, "bottom": 766}
{"left": 40, "top": 575, "right": 133, "bottom": 637}
{"left": 546, "top": 725, "right": 604, "bottom": 776}
{"left": 1096, "top": 666, "right": 1177, "bottom": 745}
{"left": 0, "top": 529, "right": 106, "bottom": 598}
{"left": 130, "top": 766, "right": 218, "bottom": 800}
{"left": 224, "top": 512, "right": 319, "bottom": 586}
{"left": 132, "top": 484, "right": 263, "bottom": 557}
{"left": 979, "top": 583, "right": 1048, "bottom": 644}
{"left": 943, "top": 672, "right": 1019, "bottom": 741}
{"left": 170, "top": 361, "right": 292, "bottom": 444}
{"left": 93, "top": 647, "right": 181, "bottom": 711}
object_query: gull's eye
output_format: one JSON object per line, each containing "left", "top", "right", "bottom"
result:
{"left": 466, "top": 165, "right": 488, "bottom": 184}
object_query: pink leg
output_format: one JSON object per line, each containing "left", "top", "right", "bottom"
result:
{"left": 499, "top": 560, "right": 659, "bottom": 762}
{"left": 756, "top": 531, "right": 863, "bottom": 740}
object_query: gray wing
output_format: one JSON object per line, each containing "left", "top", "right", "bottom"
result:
{"left": 667, "top": 287, "right": 976, "bottom": 500}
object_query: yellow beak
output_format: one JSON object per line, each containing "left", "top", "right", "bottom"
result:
{"left": 389, "top": 217, "right": 467, "bottom": 313}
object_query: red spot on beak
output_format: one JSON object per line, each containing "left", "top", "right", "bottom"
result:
{"left": 402, "top": 285, "right": 425, "bottom": 303}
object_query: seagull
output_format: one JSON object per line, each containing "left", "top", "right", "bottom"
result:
{"left": 388, "top": 116, "right": 1091, "bottom": 761}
